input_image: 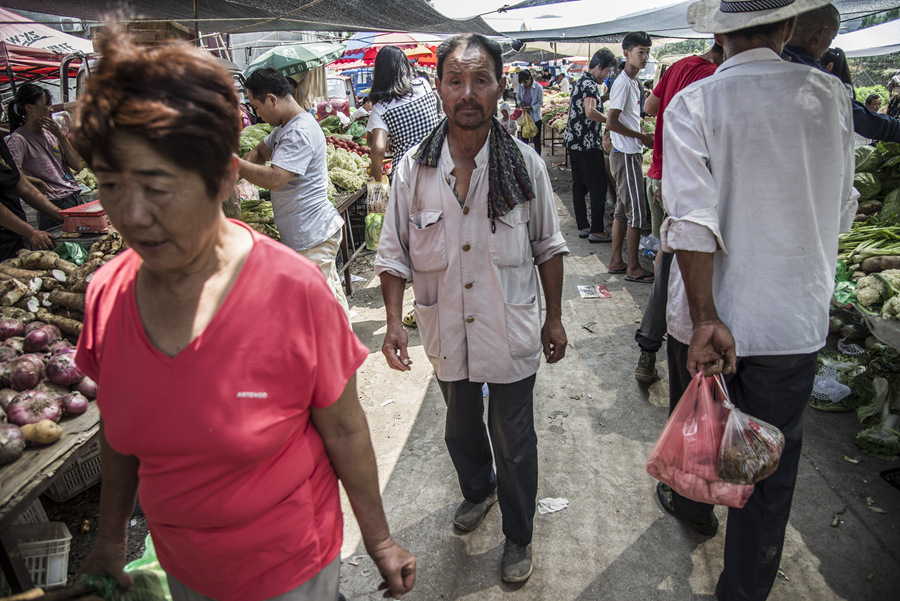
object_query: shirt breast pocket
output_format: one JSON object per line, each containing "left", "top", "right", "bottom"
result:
{"left": 408, "top": 210, "right": 448, "bottom": 272}
{"left": 489, "top": 205, "right": 531, "bottom": 268}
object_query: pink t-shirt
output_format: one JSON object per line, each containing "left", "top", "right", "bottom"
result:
{"left": 76, "top": 222, "right": 369, "bottom": 601}
{"left": 7, "top": 128, "right": 80, "bottom": 201}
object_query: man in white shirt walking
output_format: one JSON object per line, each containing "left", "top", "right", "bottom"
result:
{"left": 376, "top": 34, "right": 568, "bottom": 585}
{"left": 606, "top": 31, "right": 655, "bottom": 283}
{"left": 657, "top": 1, "right": 856, "bottom": 600}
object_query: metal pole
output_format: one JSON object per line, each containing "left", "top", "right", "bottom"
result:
{"left": 194, "top": 0, "right": 201, "bottom": 48}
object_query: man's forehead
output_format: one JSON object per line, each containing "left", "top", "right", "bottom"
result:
{"left": 443, "top": 45, "right": 493, "bottom": 71}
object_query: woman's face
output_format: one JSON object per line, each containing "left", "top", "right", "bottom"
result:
{"left": 25, "top": 92, "right": 52, "bottom": 123}
{"left": 93, "top": 133, "right": 231, "bottom": 274}
{"left": 521, "top": 75, "right": 532, "bottom": 87}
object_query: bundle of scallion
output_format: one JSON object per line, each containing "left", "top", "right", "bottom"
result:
{"left": 837, "top": 221, "right": 900, "bottom": 268}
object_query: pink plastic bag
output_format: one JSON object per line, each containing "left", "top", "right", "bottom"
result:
{"left": 646, "top": 373, "right": 754, "bottom": 508}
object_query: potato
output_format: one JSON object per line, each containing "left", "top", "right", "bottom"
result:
{"left": 20, "top": 419, "right": 63, "bottom": 445}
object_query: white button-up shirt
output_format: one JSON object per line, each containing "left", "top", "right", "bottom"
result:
{"left": 375, "top": 136, "right": 568, "bottom": 383}
{"left": 661, "top": 48, "right": 858, "bottom": 357}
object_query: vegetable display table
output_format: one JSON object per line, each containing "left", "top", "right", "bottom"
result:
{"left": 335, "top": 187, "right": 368, "bottom": 296}
{"left": 0, "top": 405, "right": 99, "bottom": 594}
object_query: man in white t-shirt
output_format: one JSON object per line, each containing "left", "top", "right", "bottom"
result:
{"left": 238, "top": 68, "right": 349, "bottom": 315}
{"left": 556, "top": 73, "right": 570, "bottom": 94}
{"left": 606, "top": 31, "right": 655, "bottom": 284}
{"left": 350, "top": 96, "right": 373, "bottom": 122}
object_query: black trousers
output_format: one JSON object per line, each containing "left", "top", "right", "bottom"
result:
{"left": 569, "top": 149, "right": 609, "bottom": 234}
{"left": 666, "top": 338, "right": 817, "bottom": 601}
{"left": 438, "top": 374, "right": 538, "bottom": 546}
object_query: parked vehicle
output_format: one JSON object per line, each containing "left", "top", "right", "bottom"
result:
{"left": 316, "top": 74, "right": 358, "bottom": 122}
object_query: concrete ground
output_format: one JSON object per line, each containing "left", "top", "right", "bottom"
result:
{"left": 336, "top": 150, "right": 900, "bottom": 601}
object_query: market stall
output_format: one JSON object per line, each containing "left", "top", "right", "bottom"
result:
{"left": 0, "top": 232, "right": 124, "bottom": 594}
{"left": 813, "top": 142, "right": 900, "bottom": 461}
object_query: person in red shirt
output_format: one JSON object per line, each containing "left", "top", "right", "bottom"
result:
{"left": 633, "top": 44, "right": 724, "bottom": 386}
{"left": 73, "top": 26, "right": 415, "bottom": 601}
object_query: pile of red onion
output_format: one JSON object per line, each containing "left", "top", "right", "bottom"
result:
{"left": 0, "top": 319, "right": 96, "bottom": 429}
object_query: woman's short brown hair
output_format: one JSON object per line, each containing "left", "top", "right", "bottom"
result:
{"left": 74, "top": 26, "right": 240, "bottom": 198}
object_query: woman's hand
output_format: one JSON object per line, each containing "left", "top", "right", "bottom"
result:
{"left": 370, "top": 538, "right": 416, "bottom": 599}
{"left": 79, "top": 536, "right": 134, "bottom": 592}
{"left": 39, "top": 117, "right": 65, "bottom": 140}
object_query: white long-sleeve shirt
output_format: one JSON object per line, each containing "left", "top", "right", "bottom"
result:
{"left": 375, "top": 136, "right": 568, "bottom": 383}
{"left": 661, "top": 48, "right": 858, "bottom": 357}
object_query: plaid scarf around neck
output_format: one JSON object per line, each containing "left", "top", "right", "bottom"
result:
{"left": 412, "top": 116, "right": 535, "bottom": 228}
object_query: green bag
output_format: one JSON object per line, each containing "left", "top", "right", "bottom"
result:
{"left": 52, "top": 242, "right": 89, "bottom": 265}
{"left": 78, "top": 534, "right": 171, "bottom": 601}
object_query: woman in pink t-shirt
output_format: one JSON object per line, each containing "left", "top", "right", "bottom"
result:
{"left": 73, "top": 26, "right": 415, "bottom": 601}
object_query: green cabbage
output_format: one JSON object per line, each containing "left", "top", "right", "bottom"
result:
{"left": 855, "top": 146, "right": 881, "bottom": 173}
{"left": 878, "top": 188, "right": 900, "bottom": 223}
{"left": 238, "top": 123, "right": 273, "bottom": 157}
{"left": 365, "top": 212, "right": 384, "bottom": 251}
{"left": 855, "top": 172, "right": 882, "bottom": 201}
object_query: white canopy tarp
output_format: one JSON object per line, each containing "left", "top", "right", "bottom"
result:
{"left": 835, "top": 19, "right": 900, "bottom": 57}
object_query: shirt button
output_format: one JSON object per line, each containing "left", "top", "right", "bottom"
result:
{"left": 465, "top": 282, "right": 473, "bottom": 289}
{"left": 466, "top": 316, "right": 475, "bottom": 323}
{"left": 463, "top": 206, "right": 470, "bottom": 215}
{"left": 462, "top": 244, "right": 471, "bottom": 251}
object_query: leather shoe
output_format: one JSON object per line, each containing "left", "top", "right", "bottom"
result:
{"left": 500, "top": 539, "right": 533, "bottom": 583}
{"left": 453, "top": 491, "right": 497, "bottom": 531}
{"left": 656, "top": 482, "right": 718, "bottom": 537}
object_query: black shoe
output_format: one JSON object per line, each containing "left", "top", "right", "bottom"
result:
{"left": 338, "top": 594, "right": 346, "bottom": 601}
{"left": 656, "top": 482, "right": 718, "bottom": 537}
{"left": 454, "top": 491, "right": 498, "bottom": 531}
{"left": 500, "top": 539, "right": 533, "bottom": 583}
{"left": 635, "top": 350, "right": 659, "bottom": 385}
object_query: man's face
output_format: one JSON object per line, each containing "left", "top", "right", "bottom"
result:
{"left": 624, "top": 45, "right": 650, "bottom": 71}
{"left": 437, "top": 45, "right": 504, "bottom": 131}
{"left": 248, "top": 92, "right": 278, "bottom": 126}
{"left": 868, "top": 98, "right": 883, "bottom": 112}
{"left": 589, "top": 64, "right": 613, "bottom": 82}
{"left": 363, "top": 100, "right": 373, "bottom": 111}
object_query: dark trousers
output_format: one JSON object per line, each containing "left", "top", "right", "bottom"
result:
{"left": 570, "top": 149, "right": 609, "bottom": 234}
{"left": 39, "top": 190, "right": 83, "bottom": 231}
{"left": 521, "top": 120, "right": 542, "bottom": 154}
{"left": 666, "top": 338, "right": 817, "bottom": 601}
{"left": 438, "top": 374, "right": 538, "bottom": 546}
{"left": 0, "top": 237, "right": 24, "bottom": 262}
{"left": 635, "top": 251, "right": 674, "bottom": 353}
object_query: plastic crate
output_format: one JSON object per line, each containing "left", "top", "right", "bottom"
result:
{"left": 43, "top": 439, "right": 102, "bottom": 503}
{"left": 13, "top": 498, "right": 48, "bottom": 526}
{"left": 0, "top": 522, "right": 72, "bottom": 596}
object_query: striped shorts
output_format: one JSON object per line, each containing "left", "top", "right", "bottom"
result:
{"left": 610, "top": 150, "right": 650, "bottom": 230}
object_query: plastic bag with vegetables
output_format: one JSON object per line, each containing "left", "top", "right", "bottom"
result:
{"left": 646, "top": 373, "right": 754, "bottom": 508}
{"left": 717, "top": 405, "right": 785, "bottom": 485}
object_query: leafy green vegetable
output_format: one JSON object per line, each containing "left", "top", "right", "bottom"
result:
{"left": 855, "top": 172, "right": 882, "bottom": 201}
{"left": 365, "top": 212, "right": 384, "bottom": 251}
{"left": 856, "top": 146, "right": 881, "bottom": 173}
{"left": 854, "top": 423, "right": 900, "bottom": 460}
{"left": 878, "top": 189, "right": 900, "bottom": 224}
{"left": 238, "top": 123, "right": 273, "bottom": 157}
{"left": 348, "top": 120, "right": 366, "bottom": 142}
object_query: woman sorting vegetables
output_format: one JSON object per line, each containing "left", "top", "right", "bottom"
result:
{"left": 73, "top": 27, "right": 416, "bottom": 601}
{"left": 365, "top": 45, "right": 440, "bottom": 182}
